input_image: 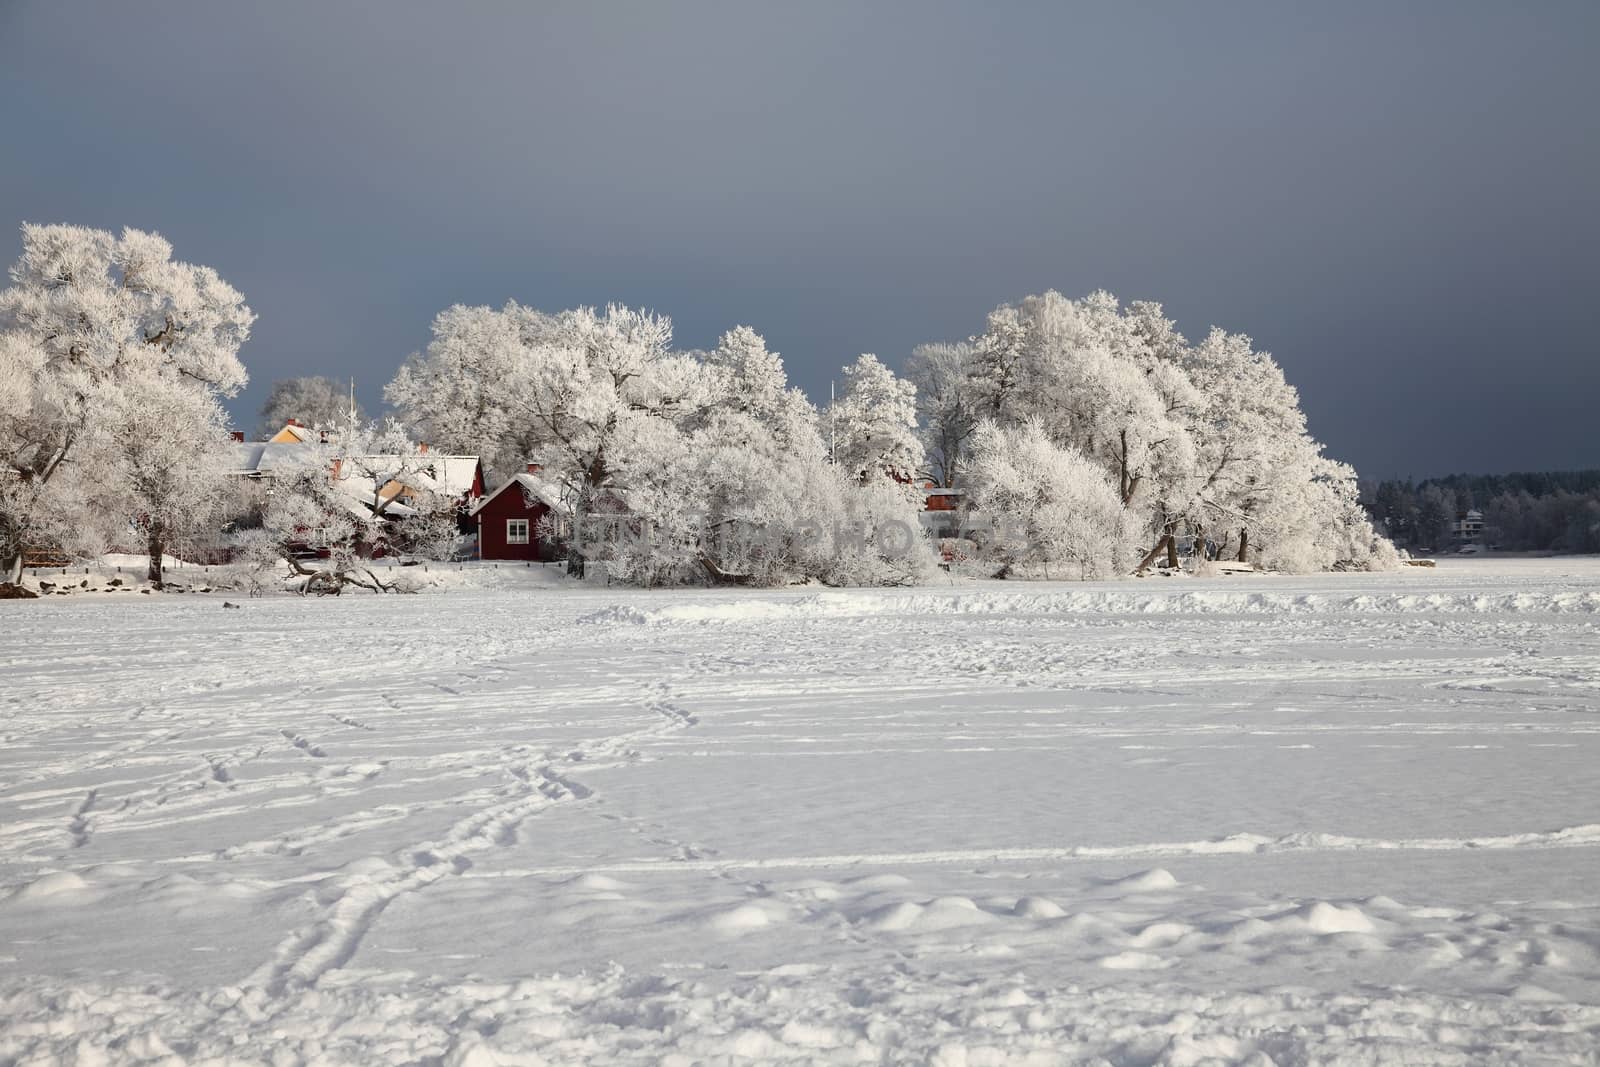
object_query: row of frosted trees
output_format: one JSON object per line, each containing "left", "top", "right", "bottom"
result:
{"left": 1, "top": 222, "right": 1394, "bottom": 589}
{"left": 385, "top": 292, "right": 1395, "bottom": 583}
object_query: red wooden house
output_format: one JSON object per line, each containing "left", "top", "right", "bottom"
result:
{"left": 470, "top": 465, "right": 566, "bottom": 561}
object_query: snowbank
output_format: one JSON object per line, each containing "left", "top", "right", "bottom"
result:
{"left": 584, "top": 587, "right": 1600, "bottom": 626}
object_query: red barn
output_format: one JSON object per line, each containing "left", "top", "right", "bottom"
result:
{"left": 471, "top": 468, "right": 566, "bottom": 562}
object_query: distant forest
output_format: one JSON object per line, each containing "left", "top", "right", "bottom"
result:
{"left": 1361, "top": 471, "right": 1600, "bottom": 555}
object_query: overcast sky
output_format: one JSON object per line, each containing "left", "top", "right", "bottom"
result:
{"left": 3, "top": 2, "right": 1596, "bottom": 479}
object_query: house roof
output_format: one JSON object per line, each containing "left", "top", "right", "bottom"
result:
{"left": 334, "top": 455, "right": 481, "bottom": 498}
{"left": 229, "top": 442, "right": 333, "bottom": 477}
{"left": 268, "top": 422, "right": 318, "bottom": 444}
{"left": 469, "top": 472, "right": 568, "bottom": 517}
{"left": 422, "top": 455, "right": 482, "bottom": 497}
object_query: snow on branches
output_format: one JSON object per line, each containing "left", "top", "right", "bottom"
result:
{"left": 0, "top": 223, "right": 252, "bottom": 585}
{"left": 4, "top": 218, "right": 1390, "bottom": 590}
{"left": 387, "top": 308, "right": 934, "bottom": 586}
{"left": 933, "top": 289, "right": 1395, "bottom": 575}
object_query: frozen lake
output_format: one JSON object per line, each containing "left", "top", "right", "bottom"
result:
{"left": 3, "top": 558, "right": 1599, "bottom": 1063}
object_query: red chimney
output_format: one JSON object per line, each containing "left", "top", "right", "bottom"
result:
{"left": 419, "top": 442, "right": 429, "bottom": 454}
{"left": 230, "top": 430, "right": 245, "bottom": 442}
{"left": 526, "top": 462, "right": 543, "bottom": 474}
{"left": 287, "top": 418, "right": 301, "bottom": 427}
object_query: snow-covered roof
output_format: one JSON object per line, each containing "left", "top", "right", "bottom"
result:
{"left": 469, "top": 472, "right": 568, "bottom": 517}
{"left": 228, "top": 440, "right": 480, "bottom": 507}
{"left": 230, "top": 442, "right": 332, "bottom": 477}
{"left": 422, "top": 455, "right": 482, "bottom": 497}
{"left": 335, "top": 455, "right": 481, "bottom": 498}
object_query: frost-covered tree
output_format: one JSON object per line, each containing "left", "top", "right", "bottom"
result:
{"left": 969, "top": 304, "right": 1031, "bottom": 422}
{"left": 970, "top": 290, "right": 1197, "bottom": 512}
{"left": 916, "top": 288, "right": 1395, "bottom": 575}
{"left": 390, "top": 302, "right": 716, "bottom": 576}
{"left": 256, "top": 376, "right": 363, "bottom": 437}
{"left": 513, "top": 305, "right": 713, "bottom": 576}
{"left": 0, "top": 223, "right": 251, "bottom": 584}
{"left": 332, "top": 419, "right": 437, "bottom": 519}
{"left": 1168, "top": 327, "right": 1316, "bottom": 563}
{"left": 678, "top": 328, "right": 831, "bottom": 585}
{"left": 596, "top": 327, "right": 934, "bottom": 588}
{"left": 257, "top": 456, "right": 390, "bottom": 594}
{"left": 100, "top": 368, "right": 237, "bottom": 585}
{"left": 1249, "top": 454, "right": 1400, "bottom": 572}
{"left": 905, "top": 341, "right": 978, "bottom": 488}
{"left": 386, "top": 304, "right": 548, "bottom": 480}
{"left": 829, "top": 353, "right": 923, "bottom": 484}
{"left": 391, "top": 307, "right": 936, "bottom": 587}
{"left": 967, "top": 419, "right": 1140, "bottom": 579}
{"left": 822, "top": 467, "right": 940, "bottom": 586}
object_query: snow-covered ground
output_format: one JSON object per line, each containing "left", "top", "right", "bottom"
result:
{"left": 3, "top": 558, "right": 1599, "bottom": 1065}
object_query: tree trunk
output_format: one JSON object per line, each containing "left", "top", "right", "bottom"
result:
{"left": 1237, "top": 528, "right": 1249, "bottom": 563}
{"left": 699, "top": 556, "right": 754, "bottom": 585}
{"left": 147, "top": 521, "right": 165, "bottom": 587}
{"left": 0, "top": 516, "right": 22, "bottom": 586}
{"left": 1135, "top": 535, "right": 1172, "bottom": 574}
{"left": 1119, "top": 431, "right": 1130, "bottom": 503}
{"left": 1165, "top": 530, "right": 1179, "bottom": 569}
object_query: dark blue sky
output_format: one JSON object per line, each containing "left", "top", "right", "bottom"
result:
{"left": 3, "top": 2, "right": 1596, "bottom": 479}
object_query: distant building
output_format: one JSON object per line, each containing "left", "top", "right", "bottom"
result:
{"left": 229, "top": 422, "right": 484, "bottom": 557}
{"left": 1451, "top": 509, "right": 1484, "bottom": 547}
{"left": 919, "top": 482, "right": 967, "bottom": 540}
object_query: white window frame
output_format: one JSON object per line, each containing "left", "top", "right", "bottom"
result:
{"left": 506, "top": 518, "right": 530, "bottom": 545}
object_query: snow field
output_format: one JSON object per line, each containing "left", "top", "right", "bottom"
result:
{"left": 2, "top": 557, "right": 1599, "bottom": 1063}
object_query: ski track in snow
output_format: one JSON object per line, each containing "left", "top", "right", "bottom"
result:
{"left": 2, "top": 558, "right": 1600, "bottom": 1064}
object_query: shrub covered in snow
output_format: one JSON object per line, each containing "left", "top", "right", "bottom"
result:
{"left": 967, "top": 419, "right": 1141, "bottom": 580}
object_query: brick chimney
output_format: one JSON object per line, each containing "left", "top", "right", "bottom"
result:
{"left": 526, "top": 462, "right": 543, "bottom": 474}
{"left": 419, "top": 442, "right": 429, "bottom": 454}
{"left": 287, "top": 418, "right": 302, "bottom": 427}
{"left": 229, "top": 430, "right": 245, "bottom": 442}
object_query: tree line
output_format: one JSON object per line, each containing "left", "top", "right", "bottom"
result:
{"left": 1362, "top": 473, "right": 1600, "bottom": 555}
{"left": 2, "top": 222, "right": 1395, "bottom": 591}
